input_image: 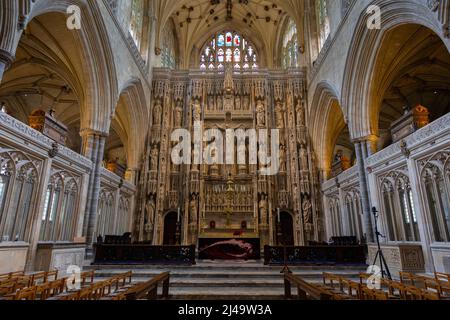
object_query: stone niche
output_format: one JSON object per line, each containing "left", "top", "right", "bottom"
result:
{"left": 0, "top": 242, "right": 29, "bottom": 273}
{"left": 390, "top": 104, "right": 430, "bottom": 143}
{"left": 35, "top": 243, "right": 85, "bottom": 276}
{"left": 28, "top": 109, "right": 68, "bottom": 145}
{"left": 367, "top": 243, "right": 425, "bottom": 277}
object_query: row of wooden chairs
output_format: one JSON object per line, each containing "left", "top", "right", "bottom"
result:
{"left": 358, "top": 272, "right": 447, "bottom": 300}
{"left": 51, "top": 271, "right": 132, "bottom": 300}
{"left": 323, "top": 273, "right": 388, "bottom": 300}
{"left": 398, "top": 272, "right": 450, "bottom": 298}
{"left": 0, "top": 269, "right": 98, "bottom": 300}
{"left": 0, "top": 271, "right": 25, "bottom": 282}
{"left": 0, "top": 270, "right": 58, "bottom": 299}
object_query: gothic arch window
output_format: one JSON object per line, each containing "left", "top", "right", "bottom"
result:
{"left": 96, "top": 191, "right": 116, "bottom": 237}
{"left": 379, "top": 172, "right": 420, "bottom": 242}
{"left": 421, "top": 154, "right": 450, "bottom": 243}
{"left": 282, "top": 18, "right": 299, "bottom": 69}
{"left": 161, "top": 20, "right": 177, "bottom": 69}
{"left": 328, "top": 197, "right": 342, "bottom": 236}
{"left": 200, "top": 31, "right": 258, "bottom": 70}
{"left": 0, "top": 151, "right": 38, "bottom": 242}
{"left": 316, "top": 0, "right": 330, "bottom": 50}
{"left": 344, "top": 190, "right": 363, "bottom": 240}
{"left": 115, "top": 197, "right": 131, "bottom": 235}
{"left": 40, "top": 173, "right": 80, "bottom": 242}
{"left": 129, "top": 0, "right": 144, "bottom": 49}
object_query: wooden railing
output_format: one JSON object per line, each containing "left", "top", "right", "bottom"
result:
{"left": 93, "top": 244, "right": 196, "bottom": 265}
{"left": 284, "top": 273, "right": 333, "bottom": 300}
{"left": 265, "top": 245, "right": 366, "bottom": 266}
{"left": 124, "top": 272, "right": 170, "bottom": 300}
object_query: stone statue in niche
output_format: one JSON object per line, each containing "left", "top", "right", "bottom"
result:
{"left": 190, "top": 196, "right": 198, "bottom": 223}
{"left": 145, "top": 197, "right": 155, "bottom": 232}
{"left": 217, "top": 95, "right": 223, "bottom": 111}
{"left": 174, "top": 100, "right": 183, "bottom": 127}
{"left": 153, "top": 99, "right": 162, "bottom": 125}
{"left": 192, "top": 99, "right": 201, "bottom": 122}
{"left": 256, "top": 100, "right": 265, "bottom": 126}
{"left": 296, "top": 100, "right": 305, "bottom": 126}
{"left": 279, "top": 144, "right": 287, "bottom": 172}
{"left": 208, "top": 95, "right": 215, "bottom": 111}
{"left": 275, "top": 101, "right": 285, "bottom": 128}
{"left": 243, "top": 95, "right": 250, "bottom": 110}
{"left": 259, "top": 195, "right": 268, "bottom": 224}
{"left": 299, "top": 144, "right": 309, "bottom": 171}
{"left": 150, "top": 146, "right": 159, "bottom": 171}
{"left": 302, "top": 197, "right": 313, "bottom": 225}
{"left": 235, "top": 95, "right": 241, "bottom": 110}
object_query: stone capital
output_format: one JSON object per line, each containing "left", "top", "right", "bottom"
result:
{"left": 79, "top": 128, "right": 109, "bottom": 139}
{"left": 0, "top": 49, "right": 14, "bottom": 69}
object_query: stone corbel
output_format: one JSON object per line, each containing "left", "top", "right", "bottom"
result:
{"left": 400, "top": 140, "right": 411, "bottom": 159}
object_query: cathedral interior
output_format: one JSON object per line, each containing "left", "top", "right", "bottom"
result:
{"left": 0, "top": 0, "right": 450, "bottom": 301}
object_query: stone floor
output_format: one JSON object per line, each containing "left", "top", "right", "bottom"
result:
{"left": 84, "top": 260, "right": 367, "bottom": 300}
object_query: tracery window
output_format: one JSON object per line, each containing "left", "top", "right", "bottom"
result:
{"left": 115, "top": 197, "right": 131, "bottom": 235}
{"left": 380, "top": 172, "right": 420, "bottom": 242}
{"left": 421, "top": 155, "right": 450, "bottom": 242}
{"left": 282, "top": 18, "right": 299, "bottom": 69}
{"left": 344, "top": 190, "right": 364, "bottom": 240}
{"left": 316, "top": 0, "right": 330, "bottom": 50}
{"left": 129, "top": 0, "right": 144, "bottom": 49}
{"left": 0, "top": 151, "right": 38, "bottom": 242}
{"left": 200, "top": 31, "right": 258, "bottom": 70}
{"left": 328, "top": 197, "right": 343, "bottom": 236}
{"left": 161, "top": 20, "right": 177, "bottom": 69}
{"left": 96, "top": 191, "right": 115, "bottom": 237}
{"left": 40, "top": 173, "right": 79, "bottom": 242}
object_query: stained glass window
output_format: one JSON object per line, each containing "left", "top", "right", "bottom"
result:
{"left": 161, "top": 20, "right": 177, "bottom": 69}
{"left": 129, "top": 0, "right": 144, "bottom": 49}
{"left": 282, "top": 18, "right": 299, "bottom": 69}
{"left": 199, "top": 31, "right": 259, "bottom": 70}
{"left": 317, "top": 0, "right": 330, "bottom": 50}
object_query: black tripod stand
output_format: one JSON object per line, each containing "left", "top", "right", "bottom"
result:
{"left": 371, "top": 207, "right": 392, "bottom": 280}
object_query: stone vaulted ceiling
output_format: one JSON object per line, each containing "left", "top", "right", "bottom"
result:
{"left": 154, "top": 0, "right": 305, "bottom": 68}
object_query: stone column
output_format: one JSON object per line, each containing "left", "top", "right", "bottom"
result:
{"left": 355, "top": 141, "right": 374, "bottom": 242}
{"left": 80, "top": 130, "right": 108, "bottom": 256}
{"left": 0, "top": 49, "right": 14, "bottom": 84}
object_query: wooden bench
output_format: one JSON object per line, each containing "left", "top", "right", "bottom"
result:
{"left": 123, "top": 272, "right": 170, "bottom": 300}
{"left": 285, "top": 272, "right": 342, "bottom": 300}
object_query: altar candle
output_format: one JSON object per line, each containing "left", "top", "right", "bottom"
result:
{"left": 177, "top": 208, "right": 181, "bottom": 222}
{"left": 277, "top": 208, "right": 281, "bottom": 223}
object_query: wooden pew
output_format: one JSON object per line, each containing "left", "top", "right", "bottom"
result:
{"left": 285, "top": 273, "right": 338, "bottom": 300}
{"left": 123, "top": 272, "right": 170, "bottom": 300}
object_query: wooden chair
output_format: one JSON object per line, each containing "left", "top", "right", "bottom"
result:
{"left": 322, "top": 273, "right": 342, "bottom": 290}
{"left": 14, "top": 287, "right": 37, "bottom": 300}
{"left": 47, "top": 279, "right": 67, "bottom": 298}
{"left": 29, "top": 271, "right": 46, "bottom": 286}
{"left": 360, "top": 286, "right": 389, "bottom": 300}
{"left": 81, "top": 270, "right": 95, "bottom": 287}
{"left": 45, "top": 270, "right": 58, "bottom": 282}
{"left": 340, "top": 279, "right": 361, "bottom": 298}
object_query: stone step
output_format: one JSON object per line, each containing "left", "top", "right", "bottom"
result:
{"left": 86, "top": 262, "right": 367, "bottom": 299}
{"left": 87, "top": 264, "right": 367, "bottom": 273}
